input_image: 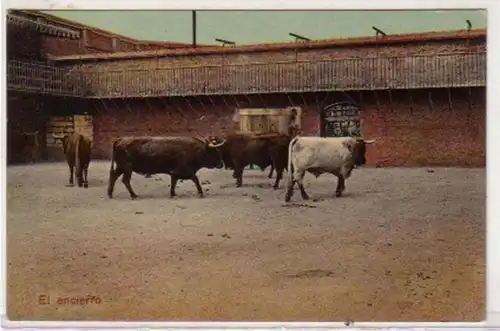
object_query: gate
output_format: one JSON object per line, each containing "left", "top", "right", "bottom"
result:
{"left": 320, "top": 101, "right": 361, "bottom": 138}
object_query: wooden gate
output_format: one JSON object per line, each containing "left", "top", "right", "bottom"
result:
{"left": 238, "top": 107, "right": 302, "bottom": 134}
{"left": 45, "top": 114, "right": 94, "bottom": 160}
{"left": 320, "top": 101, "right": 361, "bottom": 137}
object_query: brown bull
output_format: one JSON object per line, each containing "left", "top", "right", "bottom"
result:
{"left": 53, "top": 133, "right": 92, "bottom": 188}
{"left": 8, "top": 131, "right": 40, "bottom": 164}
{"left": 219, "top": 132, "right": 292, "bottom": 189}
{"left": 107, "top": 136, "right": 225, "bottom": 200}
{"left": 220, "top": 132, "right": 276, "bottom": 179}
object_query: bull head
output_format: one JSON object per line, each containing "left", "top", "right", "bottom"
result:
{"left": 348, "top": 138, "right": 376, "bottom": 167}
{"left": 194, "top": 135, "right": 225, "bottom": 148}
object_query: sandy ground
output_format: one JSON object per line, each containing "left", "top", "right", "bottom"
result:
{"left": 6, "top": 161, "right": 485, "bottom": 322}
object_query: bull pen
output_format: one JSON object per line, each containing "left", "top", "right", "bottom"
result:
{"left": 6, "top": 11, "right": 485, "bottom": 322}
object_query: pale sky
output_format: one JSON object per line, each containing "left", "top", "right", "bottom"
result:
{"left": 43, "top": 10, "right": 487, "bottom": 45}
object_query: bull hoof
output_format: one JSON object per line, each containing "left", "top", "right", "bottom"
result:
{"left": 273, "top": 185, "right": 279, "bottom": 190}
{"left": 84, "top": 184, "right": 88, "bottom": 189}
{"left": 301, "top": 194, "right": 310, "bottom": 200}
{"left": 131, "top": 195, "right": 138, "bottom": 200}
{"left": 336, "top": 191, "right": 342, "bottom": 197}
{"left": 268, "top": 175, "right": 273, "bottom": 179}
{"left": 285, "top": 195, "right": 292, "bottom": 202}
{"left": 198, "top": 194, "right": 204, "bottom": 199}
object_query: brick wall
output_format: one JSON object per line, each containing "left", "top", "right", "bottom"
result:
{"left": 88, "top": 87, "right": 485, "bottom": 167}
{"left": 360, "top": 87, "right": 485, "bottom": 167}
{"left": 7, "top": 26, "right": 43, "bottom": 61}
{"left": 42, "top": 30, "right": 189, "bottom": 58}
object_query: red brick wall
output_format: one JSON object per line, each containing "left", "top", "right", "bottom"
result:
{"left": 7, "top": 25, "right": 43, "bottom": 61}
{"left": 89, "top": 87, "right": 485, "bottom": 167}
{"left": 42, "top": 30, "right": 175, "bottom": 57}
{"left": 360, "top": 87, "right": 485, "bottom": 167}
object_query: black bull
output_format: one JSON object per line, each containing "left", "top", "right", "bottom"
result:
{"left": 218, "top": 132, "right": 292, "bottom": 189}
{"left": 107, "top": 136, "right": 225, "bottom": 199}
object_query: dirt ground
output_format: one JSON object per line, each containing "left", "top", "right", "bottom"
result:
{"left": 6, "top": 161, "right": 485, "bottom": 322}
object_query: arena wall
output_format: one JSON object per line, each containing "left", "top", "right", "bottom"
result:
{"left": 88, "top": 87, "right": 485, "bottom": 167}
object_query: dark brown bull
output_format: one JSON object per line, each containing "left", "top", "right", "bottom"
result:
{"left": 53, "top": 133, "right": 92, "bottom": 188}
{"left": 220, "top": 132, "right": 276, "bottom": 179}
{"left": 219, "top": 132, "right": 292, "bottom": 189}
{"left": 107, "top": 136, "right": 226, "bottom": 200}
{"left": 8, "top": 131, "right": 40, "bottom": 164}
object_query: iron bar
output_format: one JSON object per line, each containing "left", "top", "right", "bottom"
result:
{"left": 289, "top": 32, "right": 310, "bottom": 42}
{"left": 372, "top": 26, "right": 387, "bottom": 37}
{"left": 215, "top": 38, "right": 235, "bottom": 46}
{"left": 192, "top": 11, "right": 197, "bottom": 48}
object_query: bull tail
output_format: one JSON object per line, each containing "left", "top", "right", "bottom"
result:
{"left": 109, "top": 139, "right": 118, "bottom": 173}
{"left": 287, "top": 136, "right": 299, "bottom": 181}
{"left": 75, "top": 134, "right": 82, "bottom": 185}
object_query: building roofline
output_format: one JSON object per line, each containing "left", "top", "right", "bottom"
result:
{"left": 11, "top": 10, "right": 212, "bottom": 49}
{"left": 47, "top": 28, "right": 486, "bottom": 63}
{"left": 7, "top": 10, "right": 81, "bottom": 39}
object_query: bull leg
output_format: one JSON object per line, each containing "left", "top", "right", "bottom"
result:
{"left": 170, "top": 175, "right": 178, "bottom": 197}
{"left": 76, "top": 167, "right": 84, "bottom": 188}
{"left": 122, "top": 169, "right": 138, "bottom": 199}
{"left": 284, "top": 177, "right": 296, "bottom": 202}
{"left": 234, "top": 166, "right": 244, "bottom": 187}
{"left": 190, "top": 175, "right": 204, "bottom": 198}
{"left": 83, "top": 166, "right": 89, "bottom": 189}
{"left": 295, "top": 170, "right": 309, "bottom": 200}
{"left": 67, "top": 165, "right": 75, "bottom": 187}
{"left": 231, "top": 159, "right": 245, "bottom": 187}
{"left": 107, "top": 167, "right": 124, "bottom": 198}
{"left": 273, "top": 166, "right": 284, "bottom": 190}
{"left": 335, "top": 176, "right": 346, "bottom": 197}
{"left": 268, "top": 164, "right": 274, "bottom": 179}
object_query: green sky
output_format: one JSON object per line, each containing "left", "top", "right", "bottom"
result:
{"left": 43, "top": 10, "right": 487, "bottom": 45}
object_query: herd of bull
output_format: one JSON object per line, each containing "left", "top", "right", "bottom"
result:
{"left": 52, "top": 131, "right": 375, "bottom": 202}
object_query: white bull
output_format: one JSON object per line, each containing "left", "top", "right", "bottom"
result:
{"left": 284, "top": 136, "right": 375, "bottom": 202}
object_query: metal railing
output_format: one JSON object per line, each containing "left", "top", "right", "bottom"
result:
{"left": 8, "top": 52, "right": 486, "bottom": 98}
{"left": 7, "top": 60, "right": 84, "bottom": 97}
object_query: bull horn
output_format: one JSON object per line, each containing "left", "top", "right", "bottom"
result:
{"left": 194, "top": 136, "right": 208, "bottom": 144}
{"left": 208, "top": 141, "right": 225, "bottom": 148}
{"left": 364, "top": 139, "right": 376, "bottom": 144}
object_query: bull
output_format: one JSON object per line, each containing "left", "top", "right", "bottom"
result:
{"left": 284, "top": 136, "right": 375, "bottom": 202}
{"left": 52, "top": 133, "right": 92, "bottom": 188}
{"left": 8, "top": 131, "right": 40, "bottom": 164}
{"left": 107, "top": 136, "right": 225, "bottom": 199}
{"left": 219, "top": 132, "right": 292, "bottom": 189}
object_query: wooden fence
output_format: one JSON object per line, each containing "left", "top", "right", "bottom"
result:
{"left": 7, "top": 52, "right": 486, "bottom": 98}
